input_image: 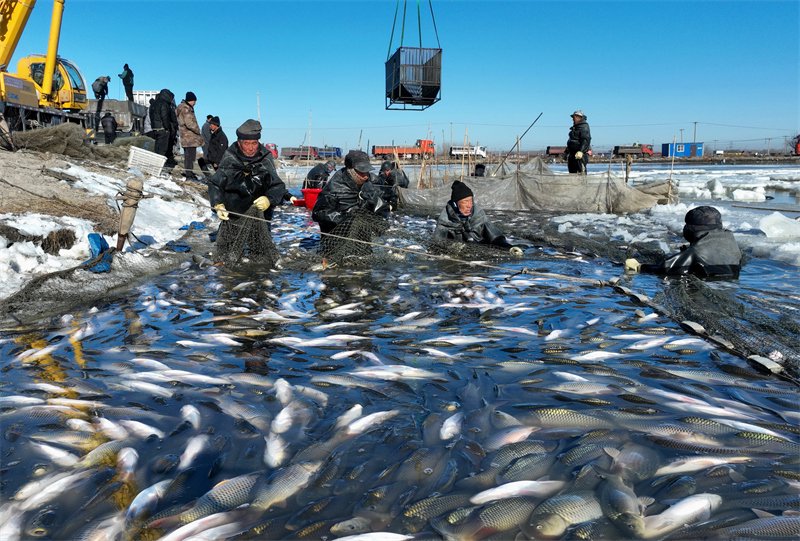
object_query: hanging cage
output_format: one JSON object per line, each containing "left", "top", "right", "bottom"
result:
{"left": 385, "top": 47, "right": 442, "bottom": 111}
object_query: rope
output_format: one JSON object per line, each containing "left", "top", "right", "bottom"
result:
{"left": 417, "top": 0, "right": 422, "bottom": 49}
{"left": 400, "top": 0, "right": 407, "bottom": 48}
{"left": 387, "top": 0, "right": 401, "bottom": 59}
{"left": 428, "top": 0, "right": 441, "bottom": 48}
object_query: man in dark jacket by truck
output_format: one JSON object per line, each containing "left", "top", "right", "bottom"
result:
{"left": 625, "top": 206, "right": 742, "bottom": 279}
{"left": 150, "top": 89, "right": 178, "bottom": 165}
{"left": 303, "top": 160, "right": 336, "bottom": 189}
{"left": 433, "top": 180, "right": 523, "bottom": 256}
{"left": 566, "top": 109, "right": 591, "bottom": 174}
{"left": 118, "top": 64, "right": 134, "bottom": 101}
{"left": 312, "top": 150, "right": 387, "bottom": 234}
{"left": 208, "top": 119, "right": 287, "bottom": 223}
{"left": 375, "top": 160, "right": 409, "bottom": 214}
{"left": 100, "top": 113, "right": 117, "bottom": 144}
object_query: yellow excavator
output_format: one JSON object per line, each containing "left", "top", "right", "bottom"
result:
{"left": 0, "top": 0, "right": 88, "bottom": 131}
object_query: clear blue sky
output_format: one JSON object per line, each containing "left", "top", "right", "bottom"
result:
{"left": 12, "top": 0, "right": 799, "bottom": 152}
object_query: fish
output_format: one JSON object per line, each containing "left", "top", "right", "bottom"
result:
{"left": 522, "top": 491, "right": 603, "bottom": 539}
{"left": 599, "top": 474, "right": 648, "bottom": 538}
{"left": 642, "top": 493, "right": 722, "bottom": 538}
{"left": 126, "top": 479, "right": 172, "bottom": 524}
{"left": 251, "top": 461, "right": 323, "bottom": 510}
{"left": 470, "top": 480, "right": 566, "bottom": 505}
{"left": 654, "top": 456, "right": 752, "bottom": 476}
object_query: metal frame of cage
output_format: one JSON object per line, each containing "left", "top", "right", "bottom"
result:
{"left": 385, "top": 47, "right": 442, "bottom": 111}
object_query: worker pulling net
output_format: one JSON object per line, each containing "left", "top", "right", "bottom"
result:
{"left": 214, "top": 206, "right": 280, "bottom": 267}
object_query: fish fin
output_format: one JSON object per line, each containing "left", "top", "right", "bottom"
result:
{"left": 751, "top": 508, "right": 777, "bottom": 519}
{"left": 603, "top": 446, "right": 620, "bottom": 459}
{"left": 638, "top": 496, "right": 655, "bottom": 509}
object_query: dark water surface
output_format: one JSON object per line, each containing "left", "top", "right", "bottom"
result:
{"left": 1, "top": 212, "right": 798, "bottom": 540}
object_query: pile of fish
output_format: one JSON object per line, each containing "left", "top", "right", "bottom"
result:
{"left": 1, "top": 214, "right": 799, "bottom": 541}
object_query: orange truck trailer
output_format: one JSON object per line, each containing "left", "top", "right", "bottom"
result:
{"left": 372, "top": 139, "right": 435, "bottom": 159}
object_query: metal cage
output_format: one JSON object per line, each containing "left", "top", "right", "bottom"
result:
{"left": 385, "top": 47, "right": 441, "bottom": 111}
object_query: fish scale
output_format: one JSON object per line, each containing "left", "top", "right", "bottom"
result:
{"left": 169, "top": 472, "right": 261, "bottom": 525}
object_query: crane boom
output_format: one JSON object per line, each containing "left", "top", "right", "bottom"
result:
{"left": 0, "top": 0, "right": 38, "bottom": 69}
{"left": 40, "top": 0, "right": 63, "bottom": 97}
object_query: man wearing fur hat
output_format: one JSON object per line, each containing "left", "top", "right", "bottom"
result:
{"left": 176, "top": 91, "right": 204, "bottom": 181}
{"left": 433, "top": 180, "right": 523, "bottom": 255}
{"left": 625, "top": 205, "right": 742, "bottom": 278}
{"left": 208, "top": 119, "right": 287, "bottom": 224}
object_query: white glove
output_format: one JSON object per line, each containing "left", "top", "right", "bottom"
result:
{"left": 509, "top": 246, "right": 524, "bottom": 256}
{"left": 214, "top": 204, "right": 229, "bottom": 221}
{"left": 253, "top": 196, "right": 270, "bottom": 211}
{"left": 625, "top": 258, "right": 641, "bottom": 272}
{"left": 575, "top": 151, "right": 584, "bottom": 160}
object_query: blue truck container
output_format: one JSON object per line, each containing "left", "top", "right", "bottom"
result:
{"left": 317, "top": 147, "right": 342, "bottom": 159}
{"left": 662, "top": 142, "right": 704, "bottom": 158}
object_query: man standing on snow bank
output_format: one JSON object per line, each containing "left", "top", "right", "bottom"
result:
{"left": 118, "top": 64, "right": 134, "bottom": 101}
{"left": 150, "top": 89, "right": 178, "bottom": 164}
{"left": 176, "top": 91, "right": 204, "bottom": 181}
{"left": 566, "top": 109, "right": 591, "bottom": 174}
{"left": 625, "top": 205, "right": 742, "bottom": 279}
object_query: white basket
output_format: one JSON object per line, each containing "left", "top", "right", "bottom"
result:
{"left": 127, "top": 146, "right": 167, "bottom": 177}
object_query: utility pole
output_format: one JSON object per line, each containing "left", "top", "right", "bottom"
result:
{"left": 692, "top": 121, "right": 697, "bottom": 143}
{"left": 766, "top": 138, "right": 771, "bottom": 156}
{"left": 679, "top": 129, "right": 684, "bottom": 143}
{"left": 256, "top": 92, "right": 261, "bottom": 122}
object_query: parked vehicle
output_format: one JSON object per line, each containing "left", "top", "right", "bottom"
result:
{"left": 372, "top": 139, "right": 434, "bottom": 159}
{"left": 449, "top": 145, "right": 487, "bottom": 159}
{"left": 264, "top": 143, "right": 278, "bottom": 159}
{"left": 317, "top": 146, "right": 342, "bottom": 159}
{"left": 280, "top": 146, "right": 318, "bottom": 160}
{"left": 546, "top": 146, "right": 567, "bottom": 156}
{"left": 613, "top": 144, "right": 654, "bottom": 158}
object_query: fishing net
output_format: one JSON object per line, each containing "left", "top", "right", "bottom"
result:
{"left": 318, "top": 210, "right": 390, "bottom": 266}
{"left": 11, "top": 123, "right": 142, "bottom": 163}
{"left": 214, "top": 206, "right": 280, "bottom": 267}
{"left": 656, "top": 276, "right": 800, "bottom": 376}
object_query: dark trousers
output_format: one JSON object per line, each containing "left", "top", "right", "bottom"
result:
{"left": 154, "top": 130, "right": 171, "bottom": 157}
{"left": 184, "top": 147, "right": 197, "bottom": 177}
{"left": 95, "top": 95, "right": 105, "bottom": 114}
{"left": 567, "top": 154, "right": 588, "bottom": 174}
{"left": 104, "top": 132, "right": 116, "bottom": 144}
{"left": 124, "top": 84, "right": 134, "bottom": 101}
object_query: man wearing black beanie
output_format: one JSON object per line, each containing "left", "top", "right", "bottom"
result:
{"left": 625, "top": 205, "right": 742, "bottom": 278}
{"left": 433, "top": 180, "right": 523, "bottom": 255}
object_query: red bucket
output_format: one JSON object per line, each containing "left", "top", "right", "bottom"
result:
{"left": 301, "top": 188, "right": 321, "bottom": 210}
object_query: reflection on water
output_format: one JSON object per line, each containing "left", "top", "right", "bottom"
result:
{"left": 1, "top": 237, "right": 798, "bottom": 540}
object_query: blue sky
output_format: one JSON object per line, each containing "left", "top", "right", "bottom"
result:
{"left": 11, "top": 0, "right": 799, "bottom": 152}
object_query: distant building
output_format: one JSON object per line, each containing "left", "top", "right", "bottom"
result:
{"left": 132, "top": 90, "right": 159, "bottom": 107}
{"left": 662, "top": 142, "right": 704, "bottom": 158}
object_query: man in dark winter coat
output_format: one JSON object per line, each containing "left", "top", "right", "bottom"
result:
{"left": 208, "top": 119, "right": 287, "bottom": 223}
{"left": 625, "top": 206, "right": 742, "bottom": 279}
{"left": 201, "top": 114, "right": 213, "bottom": 158}
{"left": 433, "top": 180, "right": 523, "bottom": 255}
{"left": 566, "top": 110, "right": 591, "bottom": 174}
{"left": 312, "top": 150, "right": 388, "bottom": 234}
{"left": 100, "top": 113, "right": 117, "bottom": 144}
{"left": 118, "top": 64, "right": 134, "bottom": 101}
{"left": 303, "top": 160, "right": 336, "bottom": 189}
{"left": 150, "top": 89, "right": 178, "bottom": 162}
{"left": 204, "top": 116, "right": 228, "bottom": 171}
{"left": 91, "top": 76, "right": 110, "bottom": 117}
{"left": 374, "top": 161, "right": 409, "bottom": 214}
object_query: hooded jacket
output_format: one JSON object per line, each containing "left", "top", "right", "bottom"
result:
{"left": 433, "top": 201, "right": 511, "bottom": 249}
{"left": 207, "top": 143, "right": 287, "bottom": 216}
{"left": 641, "top": 229, "right": 742, "bottom": 279}
{"left": 566, "top": 120, "right": 591, "bottom": 155}
{"left": 311, "top": 168, "right": 387, "bottom": 233}
{"left": 176, "top": 101, "right": 205, "bottom": 148}
{"left": 150, "top": 89, "right": 177, "bottom": 133}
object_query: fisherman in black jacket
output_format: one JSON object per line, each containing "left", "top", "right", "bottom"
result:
{"left": 374, "top": 160, "right": 410, "bottom": 214}
{"left": 311, "top": 150, "right": 387, "bottom": 234}
{"left": 433, "top": 181, "right": 523, "bottom": 255}
{"left": 566, "top": 109, "right": 591, "bottom": 174}
{"left": 150, "top": 89, "right": 178, "bottom": 161}
{"left": 208, "top": 119, "right": 287, "bottom": 223}
{"left": 625, "top": 206, "right": 742, "bottom": 279}
{"left": 303, "top": 160, "right": 336, "bottom": 189}
{"left": 204, "top": 116, "right": 228, "bottom": 171}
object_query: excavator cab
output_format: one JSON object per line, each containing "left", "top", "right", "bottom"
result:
{"left": 17, "top": 55, "right": 87, "bottom": 110}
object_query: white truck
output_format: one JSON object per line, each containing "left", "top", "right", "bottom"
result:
{"left": 449, "top": 145, "right": 488, "bottom": 159}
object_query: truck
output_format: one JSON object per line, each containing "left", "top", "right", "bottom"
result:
{"left": 546, "top": 146, "right": 567, "bottom": 156}
{"left": 280, "top": 146, "right": 319, "bottom": 160}
{"left": 372, "top": 139, "right": 434, "bottom": 159}
{"left": 613, "top": 144, "right": 654, "bottom": 158}
{"left": 317, "top": 146, "right": 342, "bottom": 159}
{"left": 0, "top": 0, "right": 144, "bottom": 137}
{"left": 449, "top": 145, "right": 488, "bottom": 159}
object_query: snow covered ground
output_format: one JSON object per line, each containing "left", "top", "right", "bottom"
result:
{"left": 1, "top": 160, "right": 798, "bottom": 303}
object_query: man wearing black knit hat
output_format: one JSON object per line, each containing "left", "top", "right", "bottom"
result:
{"left": 625, "top": 205, "right": 742, "bottom": 278}
{"left": 433, "top": 180, "right": 523, "bottom": 255}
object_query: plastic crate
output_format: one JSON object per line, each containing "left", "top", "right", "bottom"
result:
{"left": 127, "top": 146, "right": 167, "bottom": 177}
